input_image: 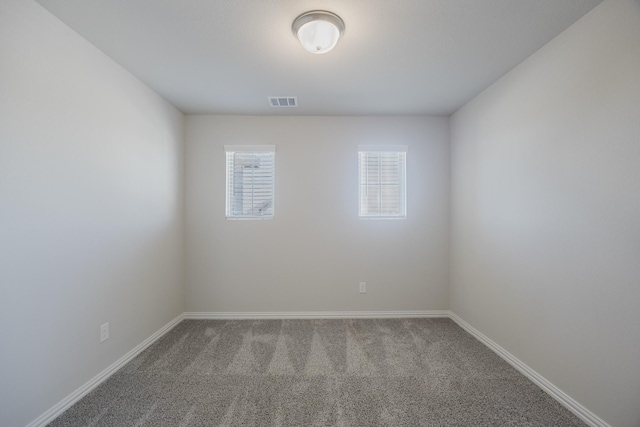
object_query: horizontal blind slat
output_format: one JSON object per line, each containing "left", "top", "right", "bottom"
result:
{"left": 226, "top": 150, "right": 275, "bottom": 218}
{"left": 358, "top": 150, "right": 406, "bottom": 218}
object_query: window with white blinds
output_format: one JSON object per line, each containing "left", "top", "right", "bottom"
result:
{"left": 358, "top": 145, "right": 407, "bottom": 219}
{"left": 225, "top": 145, "right": 275, "bottom": 219}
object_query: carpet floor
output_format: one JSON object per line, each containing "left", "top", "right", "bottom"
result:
{"left": 48, "top": 318, "right": 586, "bottom": 426}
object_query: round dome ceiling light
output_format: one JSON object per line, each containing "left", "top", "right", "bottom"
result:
{"left": 292, "top": 11, "right": 345, "bottom": 54}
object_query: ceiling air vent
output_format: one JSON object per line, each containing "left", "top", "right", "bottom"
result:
{"left": 268, "top": 96, "right": 298, "bottom": 107}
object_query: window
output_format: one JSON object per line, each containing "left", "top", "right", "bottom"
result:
{"left": 358, "top": 145, "right": 407, "bottom": 219}
{"left": 225, "top": 145, "right": 275, "bottom": 219}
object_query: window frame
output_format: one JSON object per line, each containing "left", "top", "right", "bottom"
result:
{"left": 357, "top": 145, "right": 407, "bottom": 220}
{"left": 224, "top": 145, "right": 276, "bottom": 220}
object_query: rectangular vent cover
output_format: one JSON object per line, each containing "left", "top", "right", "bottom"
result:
{"left": 268, "top": 96, "right": 297, "bottom": 107}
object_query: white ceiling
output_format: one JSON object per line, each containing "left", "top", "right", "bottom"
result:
{"left": 36, "top": 0, "right": 601, "bottom": 116}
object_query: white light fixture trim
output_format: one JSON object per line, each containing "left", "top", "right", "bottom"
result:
{"left": 292, "top": 11, "right": 345, "bottom": 54}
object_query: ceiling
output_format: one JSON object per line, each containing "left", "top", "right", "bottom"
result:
{"left": 36, "top": 0, "right": 601, "bottom": 116}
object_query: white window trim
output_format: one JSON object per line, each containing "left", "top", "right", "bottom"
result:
{"left": 224, "top": 145, "right": 276, "bottom": 153}
{"left": 358, "top": 145, "right": 408, "bottom": 153}
{"left": 224, "top": 145, "right": 276, "bottom": 220}
{"left": 358, "top": 145, "right": 408, "bottom": 220}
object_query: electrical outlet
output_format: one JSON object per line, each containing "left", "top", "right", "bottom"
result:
{"left": 100, "top": 322, "right": 109, "bottom": 343}
{"left": 359, "top": 282, "right": 366, "bottom": 293}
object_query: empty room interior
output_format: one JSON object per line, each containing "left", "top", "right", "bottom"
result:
{"left": 1, "top": 0, "right": 639, "bottom": 426}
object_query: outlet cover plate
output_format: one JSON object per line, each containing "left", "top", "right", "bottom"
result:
{"left": 100, "top": 322, "right": 109, "bottom": 343}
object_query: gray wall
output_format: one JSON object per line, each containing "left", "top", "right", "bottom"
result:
{"left": 0, "top": 1, "right": 185, "bottom": 425}
{"left": 185, "top": 115, "right": 449, "bottom": 313}
{"left": 449, "top": 0, "right": 640, "bottom": 426}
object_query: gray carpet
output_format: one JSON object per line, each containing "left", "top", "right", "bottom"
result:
{"left": 49, "top": 318, "right": 586, "bottom": 426}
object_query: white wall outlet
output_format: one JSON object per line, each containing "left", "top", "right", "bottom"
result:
{"left": 100, "top": 322, "right": 109, "bottom": 343}
{"left": 359, "top": 282, "right": 367, "bottom": 293}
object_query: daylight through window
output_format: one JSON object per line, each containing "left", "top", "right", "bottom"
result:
{"left": 225, "top": 145, "right": 275, "bottom": 219}
{"left": 358, "top": 145, "right": 407, "bottom": 219}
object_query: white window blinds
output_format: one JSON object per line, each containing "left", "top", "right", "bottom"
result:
{"left": 225, "top": 145, "right": 275, "bottom": 219}
{"left": 358, "top": 145, "right": 407, "bottom": 219}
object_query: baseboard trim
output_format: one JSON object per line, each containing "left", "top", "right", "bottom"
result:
{"left": 26, "top": 313, "right": 185, "bottom": 427}
{"left": 29, "top": 310, "right": 609, "bottom": 427}
{"left": 449, "top": 312, "right": 610, "bottom": 427}
{"left": 184, "top": 310, "right": 450, "bottom": 319}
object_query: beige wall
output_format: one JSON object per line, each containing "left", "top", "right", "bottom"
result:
{"left": 0, "top": 1, "right": 185, "bottom": 425}
{"left": 185, "top": 115, "right": 449, "bottom": 313}
{"left": 449, "top": 0, "right": 640, "bottom": 426}
{"left": 4, "top": 0, "right": 639, "bottom": 425}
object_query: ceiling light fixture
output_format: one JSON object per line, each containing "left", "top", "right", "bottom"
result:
{"left": 292, "top": 11, "right": 345, "bottom": 54}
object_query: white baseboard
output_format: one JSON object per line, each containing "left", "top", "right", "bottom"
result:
{"left": 449, "top": 312, "right": 610, "bottom": 427}
{"left": 26, "top": 313, "right": 185, "bottom": 427}
{"left": 184, "top": 310, "right": 450, "bottom": 319}
{"left": 30, "top": 310, "right": 608, "bottom": 427}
